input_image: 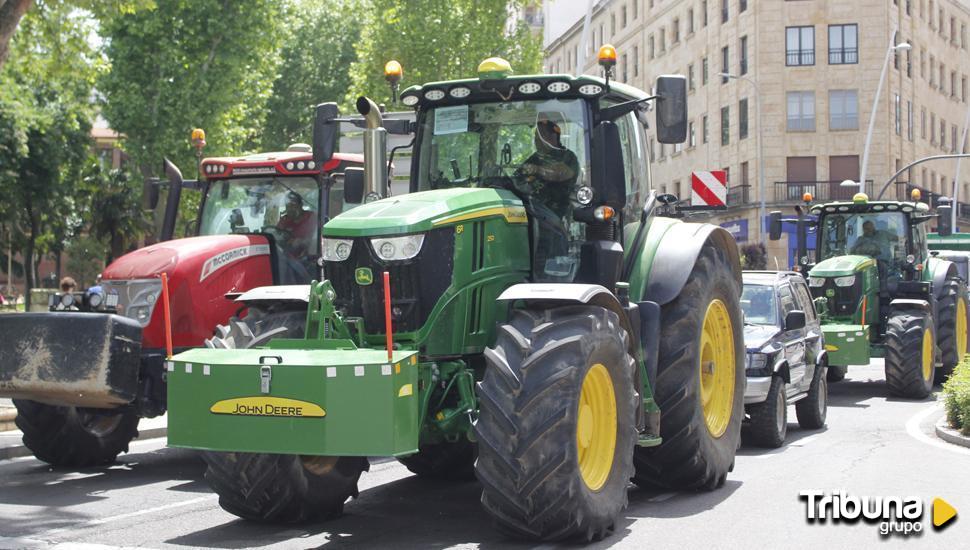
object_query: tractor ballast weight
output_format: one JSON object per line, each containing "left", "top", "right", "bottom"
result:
{"left": 167, "top": 63, "right": 745, "bottom": 541}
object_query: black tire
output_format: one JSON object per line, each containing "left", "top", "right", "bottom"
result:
{"left": 13, "top": 400, "right": 139, "bottom": 468}
{"left": 745, "top": 377, "right": 787, "bottom": 448}
{"left": 201, "top": 307, "right": 367, "bottom": 523}
{"left": 632, "top": 242, "right": 744, "bottom": 490}
{"left": 884, "top": 308, "right": 935, "bottom": 399}
{"left": 826, "top": 364, "right": 847, "bottom": 383}
{"left": 935, "top": 278, "right": 968, "bottom": 384}
{"left": 795, "top": 359, "right": 827, "bottom": 430}
{"left": 397, "top": 440, "right": 476, "bottom": 480}
{"left": 475, "top": 306, "right": 637, "bottom": 541}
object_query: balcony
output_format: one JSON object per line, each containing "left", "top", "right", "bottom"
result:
{"left": 786, "top": 49, "right": 815, "bottom": 66}
{"left": 828, "top": 47, "right": 858, "bottom": 64}
{"left": 772, "top": 180, "right": 874, "bottom": 203}
{"left": 727, "top": 184, "right": 751, "bottom": 206}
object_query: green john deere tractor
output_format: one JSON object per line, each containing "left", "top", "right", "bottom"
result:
{"left": 770, "top": 189, "right": 968, "bottom": 398}
{"left": 166, "top": 56, "right": 746, "bottom": 541}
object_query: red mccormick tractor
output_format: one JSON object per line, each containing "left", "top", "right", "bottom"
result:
{"left": 0, "top": 144, "right": 362, "bottom": 467}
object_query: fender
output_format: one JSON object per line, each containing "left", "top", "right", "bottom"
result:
{"left": 816, "top": 349, "right": 829, "bottom": 367}
{"left": 889, "top": 298, "right": 931, "bottom": 313}
{"left": 925, "top": 256, "right": 958, "bottom": 299}
{"left": 643, "top": 223, "right": 742, "bottom": 306}
{"left": 773, "top": 359, "right": 791, "bottom": 384}
{"left": 236, "top": 284, "right": 311, "bottom": 304}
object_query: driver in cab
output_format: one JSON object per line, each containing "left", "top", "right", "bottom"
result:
{"left": 277, "top": 192, "right": 316, "bottom": 258}
{"left": 850, "top": 220, "right": 897, "bottom": 261}
{"left": 518, "top": 113, "right": 580, "bottom": 218}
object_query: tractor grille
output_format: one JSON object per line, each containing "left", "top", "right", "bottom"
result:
{"left": 810, "top": 276, "right": 863, "bottom": 316}
{"left": 323, "top": 228, "right": 454, "bottom": 334}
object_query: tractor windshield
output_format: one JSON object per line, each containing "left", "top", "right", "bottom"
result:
{"left": 818, "top": 211, "right": 908, "bottom": 267}
{"left": 415, "top": 98, "right": 590, "bottom": 282}
{"left": 199, "top": 176, "right": 333, "bottom": 261}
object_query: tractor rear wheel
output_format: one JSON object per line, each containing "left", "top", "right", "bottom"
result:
{"left": 884, "top": 307, "right": 935, "bottom": 399}
{"left": 201, "top": 307, "right": 368, "bottom": 522}
{"left": 475, "top": 306, "right": 637, "bottom": 541}
{"left": 397, "top": 440, "right": 476, "bottom": 480}
{"left": 632, "top": 242, "right": 744, "bottom": 490}
{"left": 936, "top": 278, "right": 968, "bottom": 384}
{"left": 13, "top": 400, "right": 139, "bottom": 468}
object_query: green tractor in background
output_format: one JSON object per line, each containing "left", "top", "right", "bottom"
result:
{"left": 166, "top": 53, "right": 746, "bottom": 541}
{"left": 770, "top": 189, "right": 968, "bottom": 398}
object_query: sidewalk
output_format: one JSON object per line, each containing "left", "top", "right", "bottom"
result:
{"left": 0, "top": 401, "right": 167, "bottom": 460}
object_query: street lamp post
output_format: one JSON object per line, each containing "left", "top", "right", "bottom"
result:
{"left": 720, "top": 72, "right": 766, "bottom": 241}
{"left": 860, "top": 30, "right": 910, "bottom": 194}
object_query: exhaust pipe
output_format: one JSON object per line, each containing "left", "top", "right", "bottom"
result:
{"left": 356, "top": 96, "right": 389, "bottom": 200}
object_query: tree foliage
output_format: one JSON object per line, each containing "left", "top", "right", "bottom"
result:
{"left": 98, "top": 0, "right": 285, "bottom": 175}
{"left": 260, "top": 0, "right": 362, "bottom": 151}
{"left": 348, "top": 0, "right": 544, "bottom": 105}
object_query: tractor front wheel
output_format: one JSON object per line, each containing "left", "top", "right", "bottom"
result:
{"left": 475, "top": 306, "right": 637, "bottom": 541}
{"left": 13, "top": 400, "right": 139, "bottom": 468}
{"left": 632, "top": 242, "right": 744, "bottom": 490}
{"left": 202, "top": 306, "right": 367, "bottom": 522}
{"left": 936, "top": 278, "right": 968, "bottom": 384}
{"left": 884, "top": 307, "right": 935, "bottom": 399}
{"left": 397, "top": 440, "right": 476, "bottom": 480}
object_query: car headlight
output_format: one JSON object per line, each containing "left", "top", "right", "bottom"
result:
{"left": 834, "top": 275, "right": 856, "bottom": 287}
{"left": 746, "top": 353, "right": 769, "bottom": 371}
{"left": 321, "top": 238, "right": 354, "bottom": 261}
{"left": 809, "top": 276, "right": 825, "bottom": 287}
{"left": 371, "top": 234, "right": 425, "bottom": 261}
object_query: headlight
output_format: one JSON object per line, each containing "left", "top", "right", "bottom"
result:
{"left": 321, "top": 238, "right": 354, "bottom": 261}
{"left": 99, "top": 278, "right": 162, "bottom": 327}
{"left": 371, "top": 234, "right": 425, "bottom": 261}
{"left": 87, "top": 291, "right": 103, "bottom": 308}
{"left": 60, "top": 293, "right": 75, "bottom": 307}
{"left": 130, "top": 305, "right": 152, "bottom": 323}
{"left": 834, "top": 275, "right": 856, "bottom": 287}
{"left": 809, "top": 277, "right": 825, "bottom": 287}
{"left": 746, "top": 353, "right": 769, "bottom": 371}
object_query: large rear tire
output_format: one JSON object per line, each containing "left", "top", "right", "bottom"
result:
{"left": 397, "top": 440, "right": 476, "bottom": 480}
{"left": 13, "top": 400, "right": 139, "bottom": 468}
{"left": 475, "top": 306, "right": 637, "bottom": 541}
{"left": 201, "top": 306, "right": 367, "bottom": 522}
{"left": 936, "top": 278, "right": 968, "bottom": 384}
{"left": 884, "top": 307, "right": 935, "bottom": 399}
{"left": 632, "top": 242, "right": 744, "bottom": 490}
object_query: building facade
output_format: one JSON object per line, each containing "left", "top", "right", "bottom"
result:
{"left": 545, "top": 0, "right": 970, "bottom": 267}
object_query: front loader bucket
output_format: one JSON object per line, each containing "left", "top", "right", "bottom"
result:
{"left": 167, "top": 347, "right": 420, "bottom": 457}
{"left": 0, "top": 312, "right": 142, "bottom": 408}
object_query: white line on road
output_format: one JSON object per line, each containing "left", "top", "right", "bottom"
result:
{"left": 788, "top": 433, "right": 824, "bottom": 447}
{"left": 647, "top": 492, "right": 677, "bottom": 502}
{"left": 36, "top": 495, "right": 218, "bottom": 539}
{"left": 905, "top": 403, "right": 970, "bottom": 455}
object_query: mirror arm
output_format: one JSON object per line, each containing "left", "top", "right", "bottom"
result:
{"left": 598, "top": 95, "right": 658, "bottom": 123}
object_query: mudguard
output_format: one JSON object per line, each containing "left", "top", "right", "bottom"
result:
{"left": 925, "top": 257, "right": 958, "bottom": 299}
{"left": 0, "top": 312, "right": 142, "bottom": 408}
{"left": 496, "top": 283, "right": 632, "bottom": 340}
{"left": 235, "top": 284, "right": 311, "bottom": 304}
{"left": 643, "top": 223, "right": 742, "bottom": 306}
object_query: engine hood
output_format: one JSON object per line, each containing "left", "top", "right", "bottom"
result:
{"left": 744, "top": 324, "right": 781, "bottom": 352}
{"left": 809, "top": 255, "right": 875, "bottom": 278}
{"left": 323, "top": 187, "right": 527, "bottom": 237}
{"left": 101, "top": 235, "right": 271, "bottom": 281}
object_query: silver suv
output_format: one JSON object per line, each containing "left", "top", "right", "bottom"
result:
{"left": 741, "top": 271, "right": 828, "bottom": 447}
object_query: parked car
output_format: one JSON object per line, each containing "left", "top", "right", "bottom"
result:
{"left": 741, "top": 271, "right": 828, "bottom": 447}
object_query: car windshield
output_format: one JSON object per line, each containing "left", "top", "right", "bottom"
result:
{"left": 818, "top": 211, "right": 907, "bottom": 267}
{"left": 741, "top": 283, "right": 778, "bottom": 326}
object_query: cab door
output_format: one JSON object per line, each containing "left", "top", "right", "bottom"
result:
{"left": 778, "top": 281, "right": 808, "bottom": 395}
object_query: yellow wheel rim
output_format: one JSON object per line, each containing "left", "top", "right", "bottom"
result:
{"left": 922, "top": 327, "right": 934, "bottom": 382}
{"left": 699, "top": 299, "right": 736, "bottom": 438}
{"left": 576, "top": 363, "right": 617, "bottom": 491}
{"left": 957, "top": 298, "right": 968, "bottom": 362}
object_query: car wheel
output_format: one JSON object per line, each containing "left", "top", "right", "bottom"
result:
{"left": 746, "top": 376, "right": 786, "bottom": 448}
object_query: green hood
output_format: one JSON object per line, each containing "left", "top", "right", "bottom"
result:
{"left": 810, "top": 255, "right": 876, "bottom": 277}
{"left": 324, "top": 188, "right": 527, "bottom": 237}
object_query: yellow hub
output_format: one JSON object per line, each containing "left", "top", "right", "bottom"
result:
{"left": 699, "top": 299, "right": 736, "bottom": 438}
{"left": 576, "top": 363, "right": 617, "bottom": 491}
{"left": 957, "top": 298, "right": 968, "bottom": 362}
{"left": 922, "top": 327, "right": 934, "bottom": 382}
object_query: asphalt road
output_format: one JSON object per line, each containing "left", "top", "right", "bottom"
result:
{"left": 0, "top": 360, "right": 967, "bottom": 550}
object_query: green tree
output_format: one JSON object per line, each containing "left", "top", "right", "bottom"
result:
{"left": 261, "top": 0, "right": 362, "bottom": 151}
{"left": 348, "top": 0, "right": 543, "bottom": 104}
{"left": 98, "top": 0, "right": 284, "bottom": 177}
{"left": 80, "top": 165, "right": 152, "bottom": 262}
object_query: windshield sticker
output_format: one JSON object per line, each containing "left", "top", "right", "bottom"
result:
{"left": 434, "top": 105, "right": 469, "bottom": 135}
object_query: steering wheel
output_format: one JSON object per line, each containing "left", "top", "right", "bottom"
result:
{"left": 261, "top": 225, "right": 293, "bottom": 243}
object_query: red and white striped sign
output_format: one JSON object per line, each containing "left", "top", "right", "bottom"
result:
{"left": 691, "top": 170, "right": 728, "bottom": 207}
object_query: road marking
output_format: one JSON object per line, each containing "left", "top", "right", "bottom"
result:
{"left": 788, "top": 433, "right": 824, "bottom": 447}
{"left": 37, "top": 495, "right": 218, "bottom": 538}
{"left": 647, "top": 492, "right": 677, "bottom": 502}
{"left": 905, "top": 403, "right": 970, "bottom": 455}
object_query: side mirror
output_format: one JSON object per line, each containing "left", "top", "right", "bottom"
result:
{"left": 768, "top": 211, "right": 783, "bottom": 241}
{"left": 937, "top": 205, "right": 953, "bottom": 236}
{"left": 655, "top": 75, "right": 687, "bottom": 144}
{"left": 591, "top": 121, "right": 626, "bottom": 209}
{"left": 382, "top": 118, "right": 414, "bottom": 135}
{"left": 160, "top": 158, "right": 184, "bottom": 241}
{"left": 344, "top": 167, "right": 365, "bottom": 204}
{"left": 784, "top": 310, "right": 806, "bottom": 331}
{"left": 312, "top": 102, "right": 339, "bottom": 167}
